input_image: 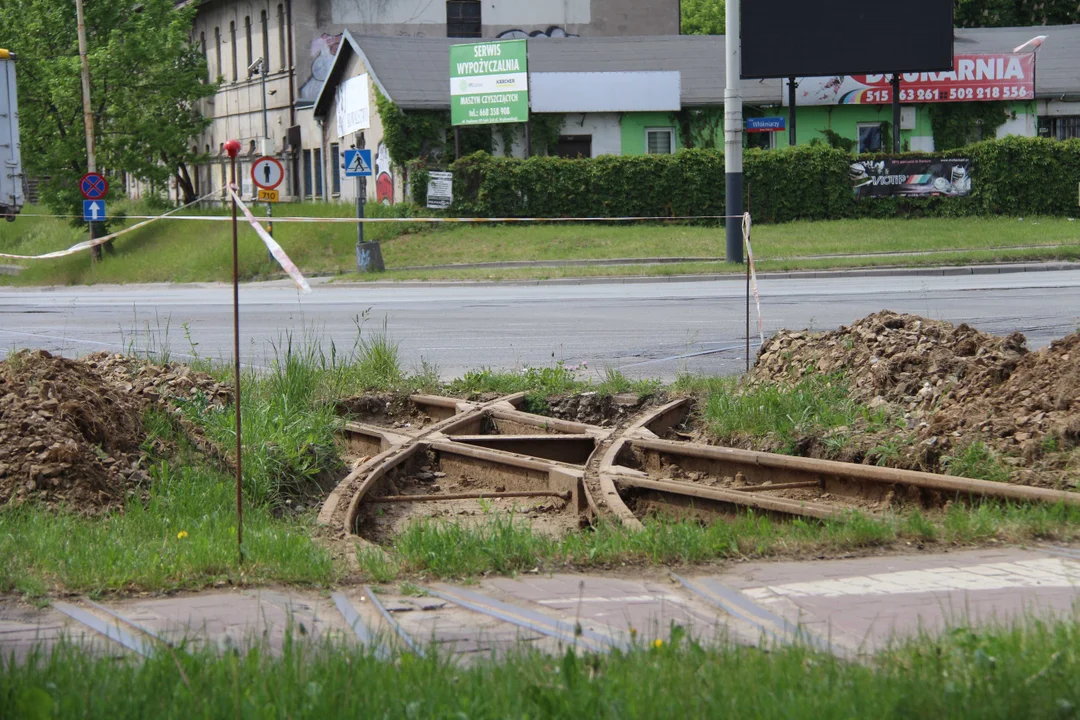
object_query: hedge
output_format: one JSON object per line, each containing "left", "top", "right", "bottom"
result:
{"left": 440, "top": 136, "right": 1080, "bottom": 223}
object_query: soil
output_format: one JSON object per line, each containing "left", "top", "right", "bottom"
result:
{"left": 744, "top": 311, "right": 1080, "bottom": 488}
{"left": 336, "top": 392, "right": 435, "bottom": 431}
{"left": 545, "top": 391, "right": 667, "bottom": 427}
{"left": 355, "top": 451, "right": 581, "bottom": 543}
{"left": 0, "top": 351, "right": 231, "bottom": 513}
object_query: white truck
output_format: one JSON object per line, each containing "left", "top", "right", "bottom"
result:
{"left": 0, "top": 49, "right": 23, "bottom": 220}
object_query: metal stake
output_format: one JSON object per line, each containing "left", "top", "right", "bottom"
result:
{"left": 229, "top": 151, "right": 244, "bottom": 567}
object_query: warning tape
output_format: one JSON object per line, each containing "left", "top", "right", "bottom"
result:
{"left": 743, "top": 212, "right": 764, "bottom": 345}
{"left": 229, "top": 187, "right": 311, "bottom": 294}
{"left": 0, "top": 192, "right": 219, "bottom": 261}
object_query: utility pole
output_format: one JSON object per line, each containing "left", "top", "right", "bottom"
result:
{"left": 75, "top": 0, "right": 102, "bottom": 262}
{"left": 723, "top": 0, "right": 744, "bottom": 263}
{"left": 252, "top": 57, "right": 273, "bottom": 262}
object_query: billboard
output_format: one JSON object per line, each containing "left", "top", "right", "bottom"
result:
{"left": 450, "top": 39, "right": 529, "bottom": 126}
{"left": 742, "top": 0, "right": 954, "bottom": 79}
{"left": 851, "top": 157, "right": 971, "bottom": 198}
{"left": 786, "top": 54, "right": 1034, "bottom": 105}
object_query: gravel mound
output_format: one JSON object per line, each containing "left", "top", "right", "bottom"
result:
{"left": 0, "top": 351, "right": 231, "bottom": 513}
{"left": 750, "top": 312, "right": 1080, "bottom": 487}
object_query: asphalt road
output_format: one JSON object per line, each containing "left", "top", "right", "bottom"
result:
{"left": 1, "top": 270, "right": 1078, "bottom": 380}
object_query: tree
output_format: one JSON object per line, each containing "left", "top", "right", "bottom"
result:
{"left": 681, "top": 0, "right": 725, "bottom": 35}
{"left": 955, "top": 0, "right": 1080, "bottom": 26}
{"left": 0, "top": 0, "right": 215, "bottom": 223}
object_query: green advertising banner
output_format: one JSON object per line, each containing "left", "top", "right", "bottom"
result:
{"left": 450, "top": 39, "right": 529, "bottom": 126}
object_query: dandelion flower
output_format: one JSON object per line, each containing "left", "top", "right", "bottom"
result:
{"left": 652, "top": 639, "right": 664, "bottom": 649}
{"left": 177, "top": 531, "right": 189, "bottom": 540}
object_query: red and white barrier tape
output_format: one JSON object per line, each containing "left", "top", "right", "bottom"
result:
{"left": 743, "top": 212, "right": 764, "bottom": 345}
{"left": 0, "top": 192, "right": 218, "bottom": 260}
{"left": 229, "top": 187, "right": 311, "bottom": 294}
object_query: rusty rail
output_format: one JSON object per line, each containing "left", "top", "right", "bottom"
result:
{"left": 367, "top": 491, "right": 572, "bottom": 503}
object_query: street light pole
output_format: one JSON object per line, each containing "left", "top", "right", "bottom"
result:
{"left": 723, "top": 0, "right": 744, "bottom": 263}
{"left": 74, "top": 0, "right": 102, "bottom": 262}
{"left": 252, "top": 58, "right": 272, "bottom": 262}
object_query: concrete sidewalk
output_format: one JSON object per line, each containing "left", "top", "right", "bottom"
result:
{"left": 4, "top": 545, "right": 1078, "bottom": 663}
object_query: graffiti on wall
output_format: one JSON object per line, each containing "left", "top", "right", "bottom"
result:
{"left": 496, "top": 26, "right": 579, "bottom": 39}
{"left": 298, "top": 33, "right": 343, "bottom": 103}
{"left": 375, "top": 143, "right": 393, "bottom": 204}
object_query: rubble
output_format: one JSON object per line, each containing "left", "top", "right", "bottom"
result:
{"left": 0, "top": 350, "right": 231, "bottom": 513}
{"left": 747, "top": 312, "right": 1080, "bottom": 487}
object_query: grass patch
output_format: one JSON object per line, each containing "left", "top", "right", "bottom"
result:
{"left": 5, "top": 617, "right": 1080, "bottom": 718}
{"left": 0, "top": 459, "right": 338, "bottom": 597}
{"left": 679, "top": 373, "right": 895, "bottom": 455}
{"left": 4, "top": 209, "right": 1078, "bottom": 287}
{"left": 362, "top": 501, "right": 1080, "bottom": 581}
{"left": 945, "top": 441, "right": 1013, "bottom": 483}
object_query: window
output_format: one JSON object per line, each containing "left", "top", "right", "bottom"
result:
{"left": 261, "top": 11, "right": 269, "bottom": 72}
{"left": 857, "top": 123, "right": 884, "bottom": 153}
{"left": 330, "top": 144, "right": 341, "bottom": 195}
{"left": 277, "top": 4, "right": 287, "bottom": 71}
{"left": 446, "top": 1, "right": 481, "bottom": 38}
{"left": 245, "top": 16, "right": 253, "bottom": 74}
{"left": 1049, "top": 116, "right": 1080, "bottom": 140}
{"left": 303, "top": 150, "right": 312, "bottom": 198}
{"left": 314, "top": 148, "right": 324, "bottom": 198}
{"left": 199, "top": 32, "right": 207, "bottom": 82}
{"left": 214, "top": 27, "right": 221, "bottom": 81}
{"left": 553, "top": 135, "right": 592, "bottom": 158}
{"left": 230, "top": 21, "right": 237, "bottom": 82}
{"left": 646, "top": 127, "right": 673, "bottom": 154}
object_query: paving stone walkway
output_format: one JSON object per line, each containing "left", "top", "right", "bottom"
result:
{"left": 4, "top": 545, "right": 1078, "bottom": 663}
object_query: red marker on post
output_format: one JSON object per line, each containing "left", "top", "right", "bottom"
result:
{"left": 224, "top": 139, "right": 244, "bottom": 566}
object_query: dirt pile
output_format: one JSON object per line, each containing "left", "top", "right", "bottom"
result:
{"left": 546, "top": 392, "right": 656, "bottom": 427}
{"left": 750, "top": 312, "right": 1080, "bottom": 486}
{"left": 0, "top": 351, "right": 231, "bottom": 513}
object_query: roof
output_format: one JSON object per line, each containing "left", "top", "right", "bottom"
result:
{"left": 314, "top": 25, "right": 1080, "bottom": 115}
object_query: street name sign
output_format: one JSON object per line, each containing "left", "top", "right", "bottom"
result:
{"left": 450, "top": 39, "right": 529, "bottom": 126}
{"left": 747, "top": 117, "right": 786, "bottom": 132}
{"left": 344, "top": 149, "right": 373, "bottom": 177}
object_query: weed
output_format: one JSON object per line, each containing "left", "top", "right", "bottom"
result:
{"left": 944, "top": 442, "right": 1012, "bottom": 483}
{"left": 356, "top": 547, "right": 399, "bottom": 584}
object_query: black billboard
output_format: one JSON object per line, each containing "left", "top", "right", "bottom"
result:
{"left": 850, "top": 157, "right": 971, "bottom": 198}
{"left": 741, "top": 0, "right": 954, "bottom": 79}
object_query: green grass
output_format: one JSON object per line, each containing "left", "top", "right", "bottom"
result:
{"left": 5, "top": 618, "right": 1080, "bottom": 719}
{"left": 357, "top": 502, "right": 1080, "bottom": 581}
{"left": 0, "top": 459, "right": 338, "bottom": 597}
{"left": 3, "top": 207, "right": 1078, "bottom": 286}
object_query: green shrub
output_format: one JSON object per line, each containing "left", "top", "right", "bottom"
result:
{"left": 447, "top": 137, "right": 1080, "bottom": 223}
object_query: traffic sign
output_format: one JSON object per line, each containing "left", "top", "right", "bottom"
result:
{"left": 79, "top": 173, "right": 108, "bottom": 200}
{"left": 257, "top": 188, "right": 280, "bottom": 203}
{"left": 251, "top": 156, "right": 285, "bottom": 190}
{"left": 83, "top": 200, "right": 105, "bottom": 222}
{"left": 747, "top": 116, "right": 786, "bottom": 132}
{"left": 344, "top": 149, "right": 373, "bottom": 177}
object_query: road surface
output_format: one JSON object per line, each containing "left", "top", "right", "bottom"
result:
{"left": 1, "top": 270, "right": 1078, "bottom": 379}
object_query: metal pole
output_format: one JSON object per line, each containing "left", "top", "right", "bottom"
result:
{"left": 891, "top": 75, "right": 902, "bottom": 153}
{"left": 746, "top": 247, "right": 750, "bottom": 373}
{"left": 355, "top": 135, "right": 366, "bottom": 270}
{"left": 724, "top": 0, "right": 744, "bottom": 264}
{"left": 260, "top": 61, "right": 269, "bottom": 139}
{"left": 75, "top": 0, "right": 101, "bottom": 263}
{"left": 455, "top": 126, "right": 462, "bottom": 159}
{"left": 788, "top": 77, "right": 797, "bottom": 147}
{"left": 229, "top": 148, "right": 244, "bottom": 567}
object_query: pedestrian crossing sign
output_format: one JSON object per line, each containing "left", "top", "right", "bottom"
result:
{"left": 344, "top": 149, "right": 373, "bottom": 177}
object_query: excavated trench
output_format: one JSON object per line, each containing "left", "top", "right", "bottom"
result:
{"left": 320, "top": 392, "right": 1080, "bottom": 545}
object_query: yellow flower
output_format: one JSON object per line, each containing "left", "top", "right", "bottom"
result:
{"left": 652, "top": 639, "right": 664, "bottom": 649}
{"left": 177, "top": 531, "right": 189, "bottom": 540}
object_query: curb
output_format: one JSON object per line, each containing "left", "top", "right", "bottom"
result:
{"left": 328, "top": 261, "right": 1080, "bottom": 289}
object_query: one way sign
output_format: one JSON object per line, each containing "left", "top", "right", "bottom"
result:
{"left": 83, "top": 200, "right": 106, "bottom": 222}
{"left": 343, "top": 149, "right": 373, "bottom": 177}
